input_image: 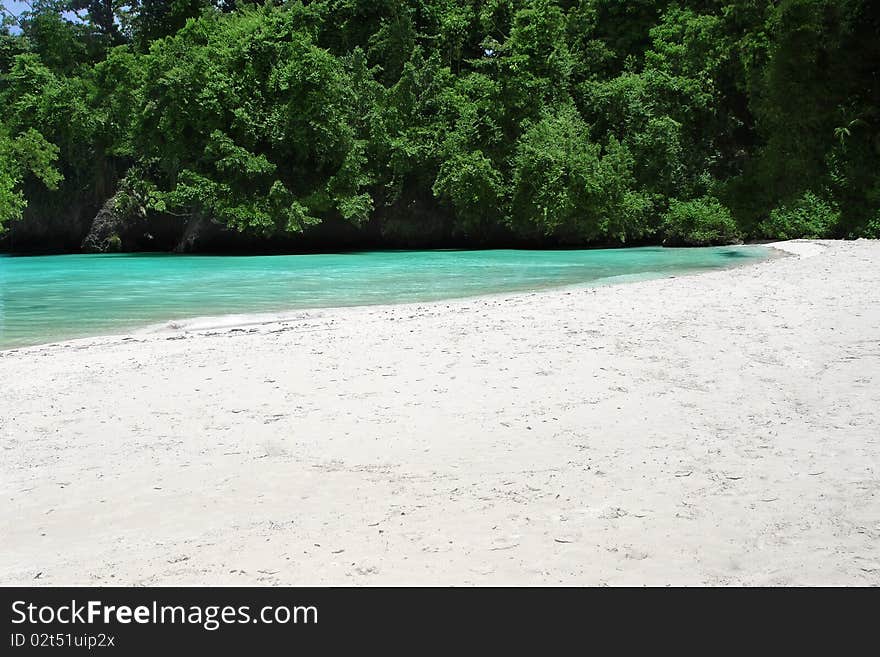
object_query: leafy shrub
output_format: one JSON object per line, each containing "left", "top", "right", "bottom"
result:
{"left": 662, "top": 196, "right": 741, "bottom": 246}
{"left": 760, "top": 192, "right": 839, "bottom": 239}
{"left": 433, "top": 150, "right": 505, "bottom": 237}
{"left": 855, "top": 211, "right": 880, "bottom": 239}
{"left": 0, "top": 125, "right": 62, "bottom": 231}
{"left": 508, "top": 106, "right": 652, "bottom": 243}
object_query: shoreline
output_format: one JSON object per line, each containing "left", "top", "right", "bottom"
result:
{"left": 1, "top": 239, "right": 878, "bottom": 585}
{"left": 2, "top": 242, "right": 783, "bottom": 356}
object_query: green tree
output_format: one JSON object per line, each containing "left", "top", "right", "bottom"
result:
{"left": 0, "top": 124, "right": 63, "bottom": 230}
{"left": 136, "top": 6, "right": 371, "bottom": 233}
{"left": 662, "top": 196, "right": 741, "bottom": 246}
{"left": 4, "top": 0, "right": 880, "bottom": 250}
{"left": 509, "top": 104, "right": 651, "bottom": 243}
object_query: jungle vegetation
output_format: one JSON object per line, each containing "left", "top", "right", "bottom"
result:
{"left": 1, "top": 0, "right": 879, "bottom": 251}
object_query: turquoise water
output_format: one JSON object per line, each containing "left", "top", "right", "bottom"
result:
{"left": 0, "top": 246, "right": 770, "bottom": 349}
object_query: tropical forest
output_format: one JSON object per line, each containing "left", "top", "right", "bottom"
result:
{"left": 1, "top": 0, "right": 878, "bottom": 252}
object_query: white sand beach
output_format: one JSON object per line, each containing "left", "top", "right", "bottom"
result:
{"left": 1, "top": 239, "right": 878, "bottom": 586}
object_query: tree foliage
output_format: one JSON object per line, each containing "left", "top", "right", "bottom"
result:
{"left": 0, "top": 124, "right": 62, "bottom": 230}
{"left": 663, "top": 196, "right": 741, "bottom": 246}
{"left": 1, "top": 0, "right": 878, "bottom": 249}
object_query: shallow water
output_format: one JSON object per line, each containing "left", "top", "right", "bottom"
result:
{"left": 0, "top": 246, "right": 771, "bottom": 349}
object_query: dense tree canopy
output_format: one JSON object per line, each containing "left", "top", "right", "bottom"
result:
{"left": 1, "top": 0, "right": 879, "bottom": 251}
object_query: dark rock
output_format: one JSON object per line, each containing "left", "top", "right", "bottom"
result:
{"left": 81, "top": 195, "right": 136, "bottom": 253}
{"left": 81, "top": 194, "right": 185, "bottom": 253}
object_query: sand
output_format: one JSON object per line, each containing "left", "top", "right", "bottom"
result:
{"left": 1, "top": 239, "right": 878, "bottom": 586}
